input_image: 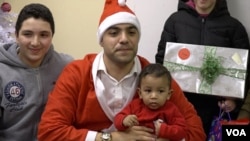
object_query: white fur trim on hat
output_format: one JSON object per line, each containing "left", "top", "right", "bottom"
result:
{"left": 97, "top": 12, "right": 141, "bottom": 43}
{"left": 118, "top": 0, "right": 126, "bottom": 6}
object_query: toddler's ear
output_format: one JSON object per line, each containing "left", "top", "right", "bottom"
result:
{"left": 169, "top": 89, "right": 173, "bottom": 94}
{"left": 137, "top": 88, "right": 143, "bottom": 99}
{"left": 167, "top": 89, "right": 174, "bottom": 99}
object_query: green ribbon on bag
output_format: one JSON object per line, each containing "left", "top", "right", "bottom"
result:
{"left": 164, "top": 46, "right": 246, "bottom": 94}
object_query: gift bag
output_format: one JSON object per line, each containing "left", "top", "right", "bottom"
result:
{"left": 207, "top": 110, "right": 230, "bottom": 141}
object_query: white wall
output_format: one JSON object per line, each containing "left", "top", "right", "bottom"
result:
{"left": 227, "top": 0, "right": 250, "bottom": 35}
{"left": 128, "top": 0, "right": 250, "bottom": 63}
{"left": 9, "top": 0, "right": 104, "bottom": 59}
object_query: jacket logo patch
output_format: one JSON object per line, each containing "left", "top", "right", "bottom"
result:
{"left": 4, "top": 81, "right": 25, "bottom": 103}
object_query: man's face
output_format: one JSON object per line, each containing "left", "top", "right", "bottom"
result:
{"left": 16, "top": 17, "right": 53, "bottom": 67}
{"left": 100, "top": 23, "right": 139, "bottom": 66}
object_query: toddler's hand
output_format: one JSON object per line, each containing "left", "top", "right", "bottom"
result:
{"left": 123, "top": 115, "right": 139, "bottom": 127}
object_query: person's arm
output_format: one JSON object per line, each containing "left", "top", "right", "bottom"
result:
{"left": 238, "top": 89, "right": 250, "bottom": 119}
{"left": 169, "top": 79, "right": 206, "bottom": 141}
{"left": 230, "top": 21, "right": 250, "bottom": 117}
{"left": 114, "top": 102, "right": 138, "bottom": 131}
{"left": 155, "top": 14, "right": 176, "bottom": 64}
{"left": 38, "top": 62, "right": 88, "bottom": 141}
{"left": 156, "top": 103, "right": 187, "bottom": 140}
{"left": 95, "top": 127, "right": 155, "bottom": 141}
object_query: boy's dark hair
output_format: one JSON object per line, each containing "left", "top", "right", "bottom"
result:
{"left": 15, "top": 3, "right": 55, "bottom": 36}
{"left": 138, "top": 63, "right": 172, "bottom": 87}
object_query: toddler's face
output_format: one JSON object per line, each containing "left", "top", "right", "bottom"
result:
{"left": 138, "top": 74, "right": 172, "bottom": 110}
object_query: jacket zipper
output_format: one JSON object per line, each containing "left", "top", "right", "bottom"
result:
{"left": 201, "top": 17, "right": 206, "bottom": 45}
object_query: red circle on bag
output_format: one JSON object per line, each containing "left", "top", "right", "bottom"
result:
{"left": 178, "top": 48, "right": 190, "bottom": 60}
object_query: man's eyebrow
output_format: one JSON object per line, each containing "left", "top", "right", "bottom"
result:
{"left": 107, "top": 25, "right": 137, "bottom": 30}
{"left": 107, "top": 26, "right": 119, "bottom": 30}
{"left": 40, "top": 31, "right": 51, "bottom": 34}
{"left": 128, "top": 26, "right": 137, "bottom": 30}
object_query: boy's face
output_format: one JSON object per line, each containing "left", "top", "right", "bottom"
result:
{"left": 138, "top": 74, "right": 172, "bottom": 110}
{"left": 194, "top": 0, "right": 216, "bottom": 14}
{"left": 15, "top": 17, "right": 53, "bottom": 67}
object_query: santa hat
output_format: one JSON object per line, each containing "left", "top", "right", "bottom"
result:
{"left": 97, "top": 0, "right": 140, "bottom": 43}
